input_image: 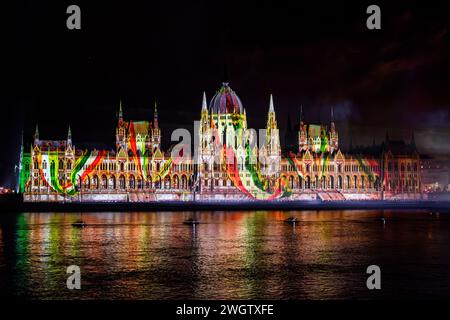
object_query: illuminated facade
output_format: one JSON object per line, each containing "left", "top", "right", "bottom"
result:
{"left": 20, "top": 82, "right": 422, "bottom": 202}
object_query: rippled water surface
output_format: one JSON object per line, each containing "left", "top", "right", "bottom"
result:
{"left": 0, "top": 210, "right": 449, "bottom": 299}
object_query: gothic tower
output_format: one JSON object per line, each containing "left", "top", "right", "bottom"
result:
{"left": 264, "top": 94, "right": 281, "bottom": 177}
{"left": 329, "top": 106, "right": 339, "bottom": 152}
{"left": 116, "top": 100, "right": 126, "bottom": 151}
{"left": 151, "top": 102, "right": 161, "bottom": 150}
{"left": 298, "top": 105, "right": 308, "bottom": 152}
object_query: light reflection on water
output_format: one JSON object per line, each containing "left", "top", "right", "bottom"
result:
{"left": 0, "top": 210, "right": 450, "bottom": 299}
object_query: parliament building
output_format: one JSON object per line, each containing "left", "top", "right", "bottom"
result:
{"left": 19, "top": 82, "right": 421, "bottom": 202}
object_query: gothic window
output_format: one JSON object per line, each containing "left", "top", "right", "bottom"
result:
{"left": 173, "top": 175, "right": 180, "bottom": 189}
{"left": 119, "top": 175, "right": 125, "bottom": 189}
{"left": 129, "top": 175, "right": 135, "bottom": 189}
{"left": 164, "top": 176, "right": 171, "bottom": 189}
{"left": 109, "top": 176, "right": 116, "bottom": 189}
{"left": 101, "top": 175, "right": 107, "bottom": 189}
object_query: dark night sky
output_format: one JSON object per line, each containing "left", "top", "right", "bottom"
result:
{"left": 3, "top": 0, "right": 450, "bottom": 186}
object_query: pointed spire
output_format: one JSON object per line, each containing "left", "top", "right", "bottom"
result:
{"left": 67, "top": 126, "right": 72, "bottom": 147}
{"left": 118, "top": 99, "right": 123, "bottom": 122}
{"left": 202, "top": 91, "right": 207, "bottom": 111}
{"left": 153, "top": 101, "right": 159, "bottom": 129}
{"left": 269, "top": 94, "right": 274, "bottom": 112}
{"left": 34, "top": 124, "right": 39, "bottom": 142}
{"left": 331, "top": 105, "right": 334, "bottom": 122}
{"left": 300, "top": 104, "right": 303, "bottom": 121}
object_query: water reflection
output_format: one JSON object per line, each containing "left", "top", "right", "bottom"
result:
{"left": 0, "top": 210, "right": 449, "bottom": 299}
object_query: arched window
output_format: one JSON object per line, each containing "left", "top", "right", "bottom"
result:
{"left": 164, "top": 176, "right": 171, "bottom": 189}
{"left": 101, "top": 175, "right": 107, "bottom": 189}
{"left": 181, "top": 175, "right": 187, "bottom": 189}
{"left": 109, "top": 175, "right": 116, "bottom": 189}
{"left": 119, "top": 175, "right": 125, "bottom": 189}
{"left": 92, "top": 175, "right": 99, "bottom": 189}
{"left": 289, "top": 176, "right": 294, "bottom": 189}
{"left": 173, "top": 175, "right": 180, "bottom": 189}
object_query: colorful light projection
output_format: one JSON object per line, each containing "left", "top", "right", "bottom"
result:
{"left": 128, "top": 121, "right": 173, "bottom": 181}
{"left": 35, "top": 121, "right": 178, "bottom": 197}
{"left": 355, "top": 154, "right": 380, "bottom": 183}
{"left": 36, "top": 150, "right": 106, "bottom": 195}
{"left": 287, "top": 151, "right": 305, "bottom": 179}
{"left": 210, "top": 119, "right": 291, "bottom": 200}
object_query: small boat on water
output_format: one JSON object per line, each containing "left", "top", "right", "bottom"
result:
{"left": 72, "top": 220, "right": 87, "bottom": 228}
{"left": 284, "top": 217, "right": 298, "bottom": 224}
{"left": 183, "top": 218, "right": 200, "bottom": 225}
{"left": 376, "top": 217, "right": 386, "bottom": 224}
{"left": 72, "top": 213, "right": 87, "bottom": 227}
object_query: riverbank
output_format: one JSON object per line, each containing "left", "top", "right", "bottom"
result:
{"left": 1, "top": 195, "right": 450, "bottom": 212}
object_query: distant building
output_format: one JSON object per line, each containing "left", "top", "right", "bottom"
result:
{"left": 420, "top": 157, "right": 450, "bottom": 192}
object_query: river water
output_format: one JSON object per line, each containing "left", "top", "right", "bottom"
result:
{"left": 0, "top": 210, "right": 449, "bottom": 299}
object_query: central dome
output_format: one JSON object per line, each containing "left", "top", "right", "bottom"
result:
{"left": 210, "top": 82, "right": 244, "bottom": 114}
